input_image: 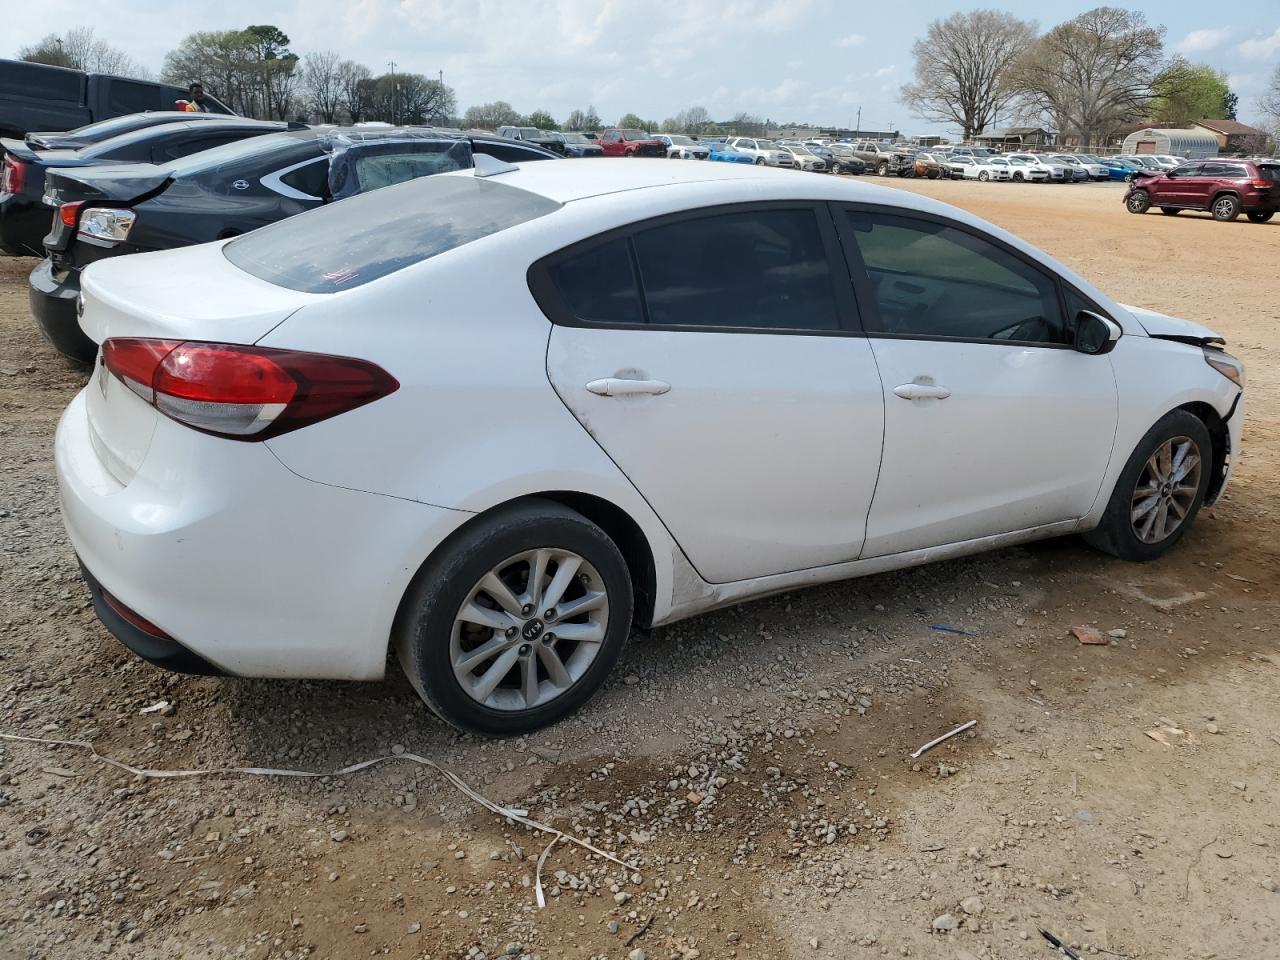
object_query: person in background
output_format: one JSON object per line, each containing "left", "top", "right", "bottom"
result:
{"left": 175, "top": 82, "right": 210, "bottom": 113}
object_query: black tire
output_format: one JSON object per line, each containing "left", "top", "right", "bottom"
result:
{"left": 1013, "top": 171, "right": 1024, "bottom": 182}
{"left": 1211, "top": 194, "right": 1240, "bottom": 221}
{"left": 394, "top": 499, "right": 634, "bottom": 736}
{"left": 1123, "top": 173, "right": 1134, "bottom": 183}
{"left": 876, "top": 161, "right": 889, "bottom": 176}
{"left": 754, "top": 156, "right": 765, "bottom": 165}
{"left": 1247, "top": 210, "right": 1274, "bottom": 223}
{"left": 1160, "top": 207, "right": 1180, "bottom": 216}
{"left": 978, "top": 170, "right": 989, "bottom": 182}
{"left": 1083, "top": 410, "right": 1213, "bottom": 562}
{"left": 1126, "top": 189, "right": 1150, "bottom": 214}
{"left": 832, "top": 162, "right": 844, "bottom": 175}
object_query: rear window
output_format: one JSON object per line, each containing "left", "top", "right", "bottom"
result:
{"left": 0, "top": 63, "right": 81, "bottom": 102}
{"left": 224, "top": 174, "right": 560, "bottom": 293}
{"left": 1258, "top": 165, "right": 1280, "bottom": 183}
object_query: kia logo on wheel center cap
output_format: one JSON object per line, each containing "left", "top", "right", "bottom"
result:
{"left": 521, "top": 619, "right": 545, "bottom": 641}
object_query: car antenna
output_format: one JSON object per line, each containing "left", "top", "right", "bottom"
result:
{"left": 472, "top": 154, "right": 520, "bottom": 178}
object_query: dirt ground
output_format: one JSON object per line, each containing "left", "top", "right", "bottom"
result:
{"left": 1, "top": 178, "right": 1277, "bottom": 960}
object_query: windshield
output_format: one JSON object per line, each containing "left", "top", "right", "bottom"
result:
{"left": 559, "top": 133, "right": 589, "bottom": 143}
{"left": 667, "top": 135, "right": 694, "bottom": 145}
{"left": 225, "top": 175, "right": 560, "bottom": 293}
{"left": 620, "top": 129, "right": 650, "bottom": 140}
{"left": 514, "top": 128, "right": 540, "bottom": 138}
{"left": 756, "top": 139, "right": 778, "bottom": 149}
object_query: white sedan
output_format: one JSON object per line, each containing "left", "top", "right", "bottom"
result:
{"left": 56, "top": 159, "right": 1245, "bottom": 735}
{"left": 948, "top": 156, "right": 1011, "bottom": 181}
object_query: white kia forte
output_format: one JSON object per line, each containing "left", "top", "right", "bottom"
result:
{"left": 55, "top": 158, "right": 1245, "bottom": 735}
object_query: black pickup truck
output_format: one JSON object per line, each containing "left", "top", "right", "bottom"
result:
{"left": 0, "top": 58, "right": 232, "bottom": 140}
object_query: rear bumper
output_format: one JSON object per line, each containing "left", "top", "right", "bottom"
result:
{"left": 55, "top": 390, "right": 473, "bottom": 681}
{"left": 0, "top": 195, "right": 49, "bottom": 257}
{"left": 29, "top": 258, "right": 95, "bottom": 363}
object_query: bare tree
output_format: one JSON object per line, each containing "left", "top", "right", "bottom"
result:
{"left": 462, "top": 101, "right": 523, "bottom": 130}
{"left": 21, "top": 27, "right": 146, "bottom": 77}
{"left": 302, "top": 50, "right": 343, "bottom": 123}
{"left": 729, "top": 112, "right": 765, "bottom": 137}
{"left": 564, "top": 106, "right": 601, "bottom": 131}
{"left": 899, "top": 11, "right": 1037, "bottom": 141}
{"left": 681, "top": 105, "right": 711, "bottom": 134}
{"left": 336, "top": 60, "right": 373, "bottom": 123}
{"left": 1010, "top": 7, "right": 1165, "bottom": 148}
{"left": 1260, "top": 64, "right": 1280, "bottom": 140}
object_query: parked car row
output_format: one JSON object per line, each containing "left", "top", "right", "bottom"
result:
{"left": 1, "top": 114, "right": 562, "bottom": 361}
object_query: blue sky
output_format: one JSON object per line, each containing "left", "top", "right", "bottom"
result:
{"left": 10, "top": 1, "right": 1279, "bottom": 133}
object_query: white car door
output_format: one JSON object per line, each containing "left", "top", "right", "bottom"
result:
{"left": 535, "top": 203, "right": 886, "bottom": 584}
{"left": 833, "top": 205, "right": 1119, "bottom": 557}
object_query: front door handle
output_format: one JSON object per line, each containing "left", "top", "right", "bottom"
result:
{"left": 893, "top": 382, "right": 952, "bottom": 400}
{"left": 586, "top": 378, "right": 671, "bottom": 397}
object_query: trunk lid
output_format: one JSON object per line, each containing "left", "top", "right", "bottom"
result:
{"left": 42, "top": 165, "right": 173, "bottom": 253}
{"left": 79, "top": 242, "right": 319, "bottom": 485}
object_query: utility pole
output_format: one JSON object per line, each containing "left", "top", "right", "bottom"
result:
{"left": 388, "top": 60, "right": 397, "bottom": 125}
{"left": 855, "top": 106, "right": 861, "bottom": 138}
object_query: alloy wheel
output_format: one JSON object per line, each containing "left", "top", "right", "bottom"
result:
{"left": 1212, "top": 196, "right": 1239, "bottom": 221}
{"left": 449, "top": 549, "right": 609, "bottom": 711}
{"left": 1130, "top": 437, "right": 1201, "bottom": 544}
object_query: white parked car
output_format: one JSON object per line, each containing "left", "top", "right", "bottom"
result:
{"left": 1068, "top": 155, "right": 1110, "bottom": 179}
{"left": 949, "top": 156, "right": 1011, "bottom": 181}
{"left": 1004, "top": 155, "right": 1051, "bottom": 182}
{"left": 727, "top": 137, "right": 795, "bottom": 167}
{"left": 777, "top": 144, "right": 827, "bottom": 172}
{"left": 654, "top": 134, "right": 709, "bottom": 160}
{"left": 56, "top": 160, "right": 1245, "bottom": 735}
{"left": 1008, "top": 153, "right": 1068, "bottom": 182}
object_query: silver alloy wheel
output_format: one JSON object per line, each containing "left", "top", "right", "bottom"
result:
{"left": 1213, "top": 197, "right": 1237, "bottom": 219}
{"left": 1131, "top": 436, "right": 1201, "bottom": 544}
{"left": 1127, "top": 192, "right": 1148, "bottom": 212}
{"left": 450, "top": 549, "right": 609, "bottom": 712}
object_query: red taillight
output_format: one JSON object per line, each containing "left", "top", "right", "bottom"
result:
{"left": 1251, "top": 179, "right": 1272, "bottom": 189}
{"left": 101, "top": 587, "right": 171, "bottom": 639}
{"left": 101, "top": 338, "right": 399, "bottom": 440}
{"left": 59, "top": 200, "right": 85, "bottom": 227}
{"left": 0, "top": 157, "right": 26, "bottom": 194}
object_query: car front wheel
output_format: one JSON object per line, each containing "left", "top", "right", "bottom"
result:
{"left": 978, "top": 170, "right": 989, "bottom": 181}
{"left": 1084, "top": 410, "right": 1212, "bottom": 562}
{"left": 395, "top": 500, "right": 633, "bottom": 736}
{"left": 1126, "top": 189, "right": 1151, "bottom": 213}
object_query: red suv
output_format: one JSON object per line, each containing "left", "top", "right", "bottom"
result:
{"left": 597, "top": 128, "right": 666, "bottom": 158}
{"left": 1125, "top": 158, "right": 1280, "bottom": 222}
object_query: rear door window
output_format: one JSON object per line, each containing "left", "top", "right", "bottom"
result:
{"left": 107, "top": 79, "right": 162, "bottom": 114}
{"left": 224, "top": 175, "right": 560, "bottom": 293}
{"left": 549, "top": 238, "right": 643, "bottom": 325}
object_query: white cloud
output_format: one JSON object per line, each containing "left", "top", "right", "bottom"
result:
{"left": 1240, "top": 27, "right": 1280, "bottom": 59}
{"left": 836, "top": 34, "right": 865, "bottom": 48}
{"left": 1175, "top": 27, "right": 1232, "bottom": 53}
{"left": 874, "top": 65, "right": 896, "bottom": 78}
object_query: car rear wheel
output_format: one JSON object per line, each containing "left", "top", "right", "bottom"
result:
{"left": 395, "top": 500, "right": 633, "bottom": 736}
{"left": 1247, "top": 210, "right": 1274, "bottom": 223}
{"left": 1211, "top": 195, "right": 1241, "bottom": 221}
{"left": 1083, "top": 410, "right": 1212, "bottom": 562}
{"left": 1160, "top": 207, "right": 1180, "bottom": 215}
{"left": 1126, "top": 189, "right": 1151, "bottom": 214}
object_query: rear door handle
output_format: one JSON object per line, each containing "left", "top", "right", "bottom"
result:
{"left": 586, "top": 378, "right": 671, "bottom": 397}
{"left": 893, "top": 383, "right": 952, "bottom": 400}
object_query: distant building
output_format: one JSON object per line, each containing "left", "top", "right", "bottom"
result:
{"left": 1120, "top": 128, "right": 1219, "bottom": 159}
{"left": 1190, "top": 119, "right": 1271, "bottom": 155}
{"left": 972, "top": 127, "right": 1052, "bottom": 148}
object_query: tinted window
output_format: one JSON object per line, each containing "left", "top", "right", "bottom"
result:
{"left": 0, "top": 64, "right": 81, "bottom": 101}
{"left": 550, "top": 238, "right": 643, "bottom": 325}
{"left": 154, "top": 133, "right": 250, "bottom": 162}
{"left": 225, "top": 175, "right": 559, "bottom": 293}
{"left": 279, "top": 160, "right": 329, "bottom": 197}
{"left": 1258, "top": 165, "right": 1280, "bottom": 183}
{"left": 165, "top": 131, "right": 302, "bottom": 176}
{"left": 473, "top": 142, "right": 553, "bottom": 163}
{"left": 108, "top": 79, "right": 161, "bottom": 114}
{"left": 633, "top": 209, "right": 839, "bottom": 331}
{"left": 849, "top": 211, "right": 1066, "bottom": 345}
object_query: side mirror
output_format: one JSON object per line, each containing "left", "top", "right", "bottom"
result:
{"left": 1074, "top": 310, "right": 1122, "bottom": 355}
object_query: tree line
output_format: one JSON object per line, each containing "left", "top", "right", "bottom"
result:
{"left": 900, "top": 6, "right": 1267, "bottom": 148}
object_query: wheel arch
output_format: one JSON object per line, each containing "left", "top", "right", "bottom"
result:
{"left": 391, "top": 491, "right": 660, "bottom": 641}
{"left": 1176, "top": 401, "right": 1231, "bottom": 505}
